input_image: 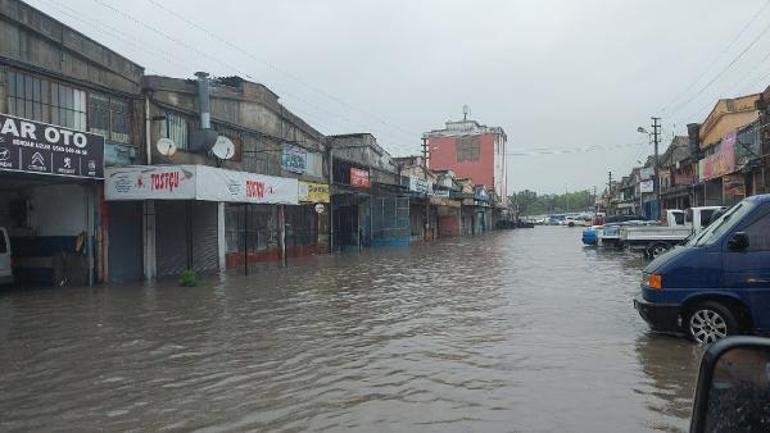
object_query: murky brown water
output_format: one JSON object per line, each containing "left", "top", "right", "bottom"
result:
{"left": 0, "top": 227, "right": 704, "bottom": 432}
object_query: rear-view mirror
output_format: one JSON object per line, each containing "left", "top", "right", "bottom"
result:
{"left": 727, "top": 232, "right": 749, "bottom": 251}
{"left": 690, "top": 336, "right": 770, "bottom": 433}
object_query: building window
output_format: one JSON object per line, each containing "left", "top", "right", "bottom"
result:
{"left": 89, "top": 93, "right": 131, "bottom": 143}
{"left": 7, "top": 70, "right": 86, "bottom": 130}
{"left": 456, "top": 136, "right": 480, "bottom": 162}
{"left": 159, "top": 111, "right": 194, "bottom": 150}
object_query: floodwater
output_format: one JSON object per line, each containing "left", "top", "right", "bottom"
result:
{"left": 0, "top": 227, "right": 704, "bottom": 432}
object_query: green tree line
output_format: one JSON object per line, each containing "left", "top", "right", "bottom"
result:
{"left": 509, "top": 189, "right": 595, "bottom": 216}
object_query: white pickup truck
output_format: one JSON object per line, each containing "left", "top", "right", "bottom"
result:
{"left": 619, "top": 206, "right": 725, "bottom": 258}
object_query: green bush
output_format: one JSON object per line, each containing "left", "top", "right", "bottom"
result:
{"left": 179, "top": 270, "right": 199, "bottom": 287}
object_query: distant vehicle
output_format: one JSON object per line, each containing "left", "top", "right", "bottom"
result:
{"left": 595, "top": 215, "right": 650, "bottom": 247}
{"left": 582, "top": 225, "right": 602, "bottom": 245}
{"left": 634, "top": 194, "right": 770, "bottom": 344}
{"left": 620, "top": 206, "right": 726, "bottom": 259}
{"left": 0, "top": 227, "right": 12, "bottom": 285}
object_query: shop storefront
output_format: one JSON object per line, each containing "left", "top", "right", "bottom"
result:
{"left": 105, "top": 164, "right": 298, "bottom": 278}
{"left": 0, "top": 114, "right": 104, "bottom": 286}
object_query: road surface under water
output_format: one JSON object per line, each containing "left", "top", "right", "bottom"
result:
{"left": 0, "top": 227, "right": 703, "bottom": 432}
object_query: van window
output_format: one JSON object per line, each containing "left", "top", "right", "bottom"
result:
{"left": 673, "top": 212, "right": 684, "bottom": 225}
{"left": 700, "top": 209, "right": 715, "bottom": 226}
{"left": 690, "top": 203, "right": 753, "bottom": 247}
{"left": 0, "top": 232, "right": 6, "bottom": 254}
{"left": 744, "top": 212, "right": 770, "bottom": 251}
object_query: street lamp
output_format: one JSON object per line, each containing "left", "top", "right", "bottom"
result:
{"left": 637, "top": 126, "right": 648, "bottom": 134}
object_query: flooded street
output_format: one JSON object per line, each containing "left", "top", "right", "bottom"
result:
{"left": 1, "top": 227, "right": 703, "bottom": 433}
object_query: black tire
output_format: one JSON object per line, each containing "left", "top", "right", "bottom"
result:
{"left": 686, "top": 301, "right": 739, "bottom": 344}
{"left": 647, "top": 242, "right": 670, "bottom": 259}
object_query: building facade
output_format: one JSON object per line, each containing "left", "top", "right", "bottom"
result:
{"left": 0, "top": 0, "right": 145, "bottom": 285}
{"left": 424, "top": 118, "right": 507, "bottom": 200}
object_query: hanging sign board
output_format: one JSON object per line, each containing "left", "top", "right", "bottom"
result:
{"left": 105, "top": 164, "right": 298, "bottom": 204}
{"left": 281, "top": 144, "right": 307, "bottom": 174}
{"left": 299, "top": 181, "right": 330, "bottom": 203}
{"left": 639, "top": 179, "right": 654, "bottom": 193}
{"left": 699, "top": 130, "right": 737, "bottom": 181}
{"left": 409, "top": 176, "right": 430, "bottom": 194}
{"left": 350, "top": 167, "right": 370, "bottom": 188}
{"left": 0, "top": 113, "right": 104, "bottom": 179}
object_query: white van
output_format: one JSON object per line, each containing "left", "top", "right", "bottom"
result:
{"left": 0, "top": 227, "right": 12, "bottom": 285}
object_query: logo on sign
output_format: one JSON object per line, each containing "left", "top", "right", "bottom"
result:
{"left": 30, "top": 152, "right": 46, "bottom": 171}
{"left": 0, "top": 147, "right": 9, "bottom": 161}
{"left": 63, "top": 157, "right": 72, "bottom": 169}
{"left": 246, "top": 180, "right": 275, "bottom": 199}
{"left": 151, "top": 171, "right": 180, "bottom": 191}
{"left": 227, "top": 180, "right": 240, "bottom": 197}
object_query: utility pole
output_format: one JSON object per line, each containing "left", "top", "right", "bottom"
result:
{"left": 422, "top": 136, "right": 430, "bottom": 240}
{"left": 652, "top": 116, "right": 661, "bottom": 219}
{"left": 607, "top": 170, "right": 613, "bottom": 215}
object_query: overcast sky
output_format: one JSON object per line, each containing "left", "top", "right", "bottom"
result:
{"left": 27, "top": 0, "right": 770, "bottom": 193}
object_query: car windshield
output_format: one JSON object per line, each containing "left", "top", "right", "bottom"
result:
{"left": 688, "top": 202, "right": 753, "bottom": 247}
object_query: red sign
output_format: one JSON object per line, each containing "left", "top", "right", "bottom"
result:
{"left": 700, "top": 130, "right": 736, "bottom": 181}
{"left": 246, "top": 180, "right": 274, "bottom": 199}
{"left": 350, "top": 168, "right": 370, "bottom": 188}
{"left": 150, "top": 171, "right": 180, "bottom": 191}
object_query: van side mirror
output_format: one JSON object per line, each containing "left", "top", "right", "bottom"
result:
{"left": 727, "top": 232, "right": 749, "bottom": 251}
{"left": 690, "top": 336, "right": 770, "bottom": 433}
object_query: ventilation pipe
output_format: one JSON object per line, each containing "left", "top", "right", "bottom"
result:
{"left": 195, "top": 71, "right": 211, "bottom": 129}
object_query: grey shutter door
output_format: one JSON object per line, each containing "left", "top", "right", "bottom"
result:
{"left": 191, "top": 201, "right": 218, "bottom": 274}
{"left": 107, "top": 201, "right": 143, "bottom": 283}
{"left": 155, "top": 201, "right": 187, "bottom": 277}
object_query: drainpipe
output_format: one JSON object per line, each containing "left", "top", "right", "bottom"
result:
{"left": 145, "top": 96, "right": 152, "bottom": 165}
{"left": 195, "top": 71, "right": 211, "bottom": 129}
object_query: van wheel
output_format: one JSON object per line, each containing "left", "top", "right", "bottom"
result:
{"left": 686, "top": 301, "right": 738, "bottom": 344}
{"left": 648, "top": 243, "right": 669, "bottom": 259}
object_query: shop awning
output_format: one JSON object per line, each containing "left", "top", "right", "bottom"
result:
{"left": 105, "top": 164, "right": 299, "bottom": 204}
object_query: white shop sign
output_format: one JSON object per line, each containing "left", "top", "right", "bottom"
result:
{"left": 105, "top": 165, "right": 299, "bottom": 204}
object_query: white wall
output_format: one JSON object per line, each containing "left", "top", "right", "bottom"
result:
{"left": 30, "top": 184, "right": 88, "bottom": 236}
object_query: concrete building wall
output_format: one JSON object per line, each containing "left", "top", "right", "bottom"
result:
{"left": 428, "top": 133, "right": 496, "bottom": 190}
{"left": 699, "top": 95, "right": 760, "bottom": 148}
{"left": 145, "top": 75, "right": 325, "bottom": 182}
{"left": 0, "top": 0, "right": 143, "bottom": 94}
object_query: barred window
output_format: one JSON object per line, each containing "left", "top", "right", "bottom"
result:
{"left": 90, "top": 93, "right": 131, "bottom": 143}
{"left": 456, "top": 136, "right": 480, "bottom": 162}
{"left": 7, "top": 70, "right": 86, "bottom": 130}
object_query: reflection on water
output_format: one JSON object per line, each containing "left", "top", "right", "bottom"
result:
{"left": 0, "top": 227, "right": 700, "bottom": 432}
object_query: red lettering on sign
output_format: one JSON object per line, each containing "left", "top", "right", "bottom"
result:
{"left": 150, "top": 171, "right": 180, "bottom": 191}
{"left": 246, "top": 180, "right": 266, "bottom": 198}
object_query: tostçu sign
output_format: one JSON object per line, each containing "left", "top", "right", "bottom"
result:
{"left": 0, "top": 113, "right": 104, "bottom": 179}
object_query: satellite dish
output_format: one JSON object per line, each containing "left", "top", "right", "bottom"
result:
{"left": 211, "top": 136, "right": 235, "bottom": 160}
{"left": 156, "top": 138, "right": 177, "bottom": 157}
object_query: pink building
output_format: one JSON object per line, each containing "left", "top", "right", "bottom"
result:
{"left": 423, "top": 118, "right": 507, "bottom": 199}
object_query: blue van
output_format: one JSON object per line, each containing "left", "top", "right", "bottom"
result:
{"left": 634, "top": 194, "right": 770, "bottom": 344}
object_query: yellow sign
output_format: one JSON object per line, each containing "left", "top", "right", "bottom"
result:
{"left": 299, "top": 181, "right": 330, "bottom": 203}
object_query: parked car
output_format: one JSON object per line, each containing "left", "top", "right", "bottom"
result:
{"left": 634, "top": 194, "right": 770, "bottom": 344}
{"left": 620, "top": 206, "right": 725, "bottom": 259}
{"left": 0, "top": 227, "right": 12, "bottom": 285}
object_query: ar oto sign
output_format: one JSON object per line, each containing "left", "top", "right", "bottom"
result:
{"left": 0, "top": 114, "right": 104, "bottom": 179}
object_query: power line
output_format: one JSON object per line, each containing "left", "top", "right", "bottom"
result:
{"left": 660, "top": 0, "right": 770, "bottom": 115}
{"left": 86, "top": 0, "right": 419, "bottom": 156}
{"left": 144, "top": 0, "right": 420, "bottom": 143}
{"left": 505, "top": 140, "right": 648, "bottom": 157}
{"left": 666, "top": 4, "right": 770, "bottom": 120}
